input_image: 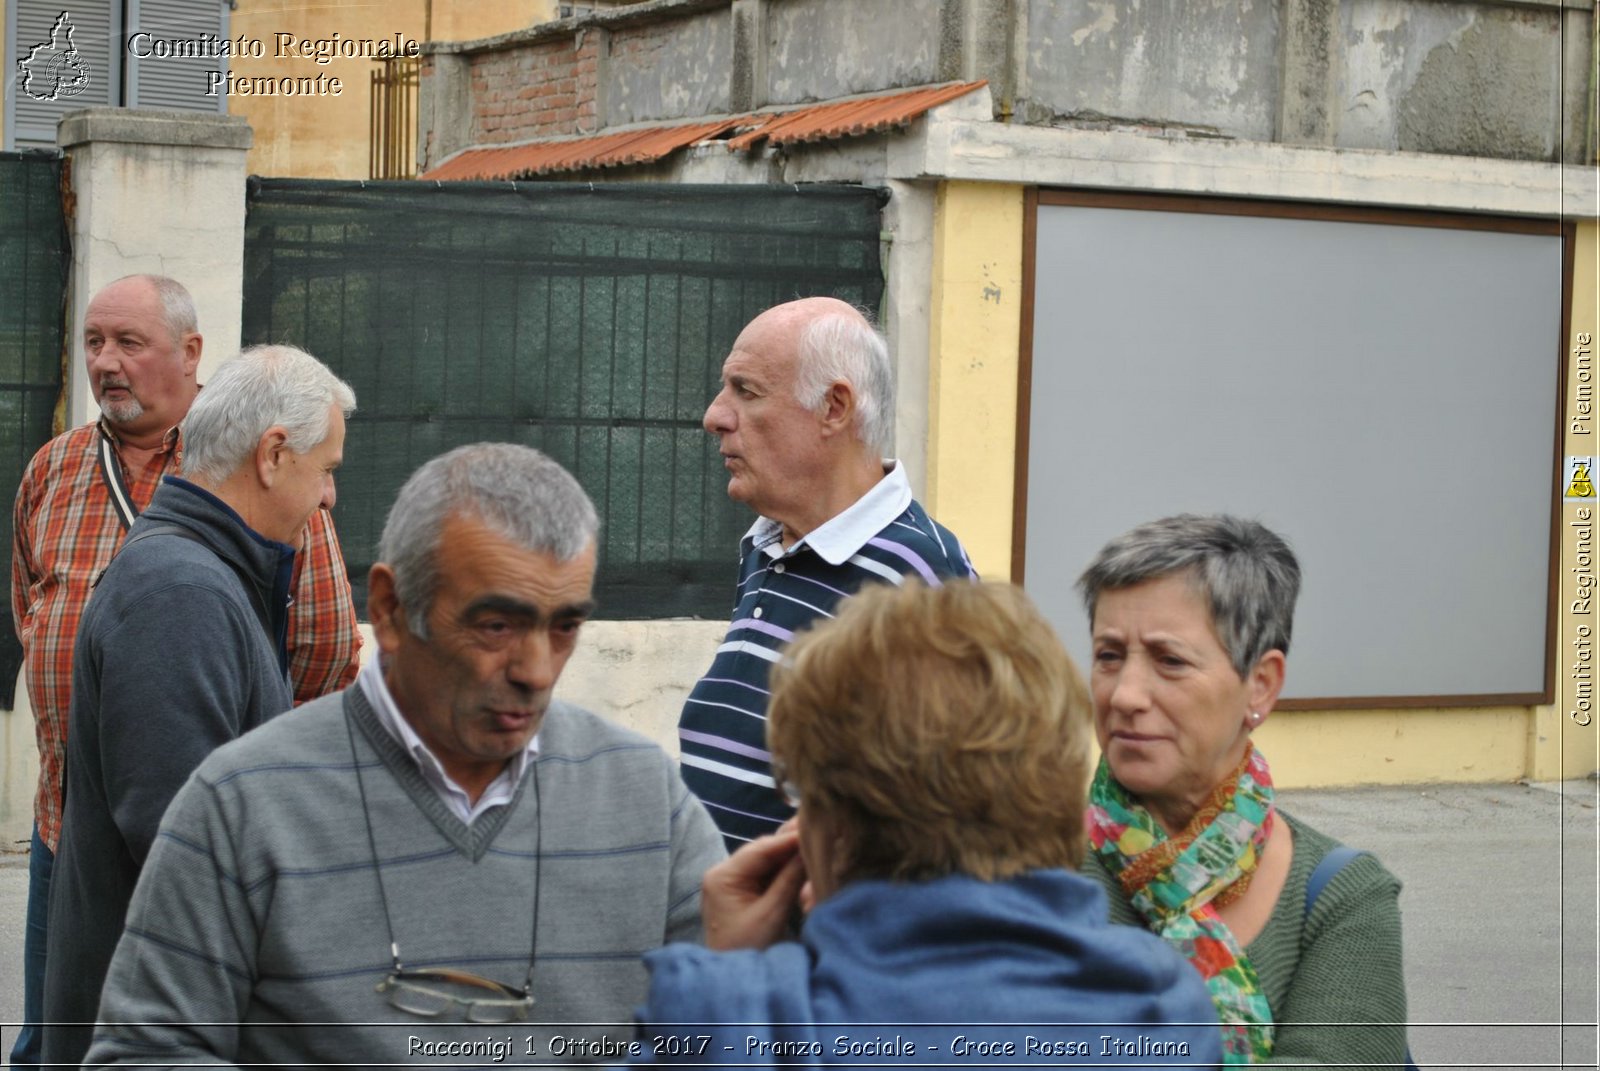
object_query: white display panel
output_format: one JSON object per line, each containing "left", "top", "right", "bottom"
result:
{"left": 1021, "top": 196, "right": 1563, "bottom": 704}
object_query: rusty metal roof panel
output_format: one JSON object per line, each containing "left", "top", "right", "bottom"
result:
{"left": 421, "top": 81, "right": 986, "bottom": 180}
{"left": 723, "top": 80, "right": 986, "bottom": 152}
{"left": 424, "top": 118, "right": 740, "bottom": 180}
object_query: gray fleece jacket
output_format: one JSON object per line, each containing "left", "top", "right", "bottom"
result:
{"left": 43, "top": 476, "right": 295, "bottom": 1067}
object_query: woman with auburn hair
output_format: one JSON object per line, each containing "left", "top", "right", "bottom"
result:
{"left": 634, "top": 581, "right": 1221, "bottom": 1066}
{"left": 1077, "top": 514, "right": 1410, "bottom": 1067}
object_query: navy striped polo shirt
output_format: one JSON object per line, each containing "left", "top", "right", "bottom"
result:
{"left": 678, "top": 463, "right": 975, "bottom": 847}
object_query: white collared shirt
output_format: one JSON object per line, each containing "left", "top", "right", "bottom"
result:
{"left": 357, "top": 656, "right": 538, "bottom": 825}
{"left": 748, "top": 459, "right": 912, "bottom": 565}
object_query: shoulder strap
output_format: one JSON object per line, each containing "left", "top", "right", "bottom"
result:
{"left": 92, "top": 524, "right": 204, "bottom": 592}
{"left": 90, "top": 521, "right": 201, "bottom": 598}
{"left": 1305, "top": 845, "right": 1365, "bottom": 915}
{"left": 118, "top": 524, "right": 202, "bottom": 552}
{"left": 97, "top": 430, "right": 139, "bottom": 531}
{"left": 1304, "top": 847, "right": 1423, "bottom": 1070}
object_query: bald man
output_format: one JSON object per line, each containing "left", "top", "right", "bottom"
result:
{"left": 679, "top": 298, "right": 976, "bottom": 848}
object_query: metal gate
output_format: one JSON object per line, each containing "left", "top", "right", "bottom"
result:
{"left": 0, "top": 150, "right": 70, "bottom": 704}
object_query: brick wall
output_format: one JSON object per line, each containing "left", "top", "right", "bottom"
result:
{"left": 468, "top": 33, "right": 601, "bottom": 143}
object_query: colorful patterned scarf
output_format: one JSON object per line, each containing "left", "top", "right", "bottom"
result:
{"left": 1085, "top": 747, "right": 1277, "bottom": 1065}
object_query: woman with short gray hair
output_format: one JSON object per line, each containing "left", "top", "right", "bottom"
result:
{"left": 1078, "top": 514, "right": 1410, "bottom": 1068}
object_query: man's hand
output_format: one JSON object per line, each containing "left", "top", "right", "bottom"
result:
{"left": 701, "top": 825, "right": 807, "bottom": 951}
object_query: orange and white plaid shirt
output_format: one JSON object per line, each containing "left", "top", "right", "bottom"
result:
{"left": 11, "top": 419, "right": 362, "bottom": 850}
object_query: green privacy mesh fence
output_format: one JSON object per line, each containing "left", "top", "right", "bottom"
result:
{"left": 243, "top": 179, "right": 888, "bottom": 619}
{"left": 0, "top": 151, "right": 69, "bottom": 707}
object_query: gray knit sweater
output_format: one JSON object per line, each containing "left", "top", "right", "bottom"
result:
{"left": 85, "top": 685, "right": 725, "bottom": 1068}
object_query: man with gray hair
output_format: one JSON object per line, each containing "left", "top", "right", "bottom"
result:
{"left": 681, "top": 296, "right": 976, "bottom": 848}
{"left": 42, "top": 344, "right": 355, "bottom": 1067}
{"left": 86, "top": 443, "right": 725, "bottom": 1067}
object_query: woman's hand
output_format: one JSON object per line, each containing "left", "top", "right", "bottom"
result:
{"left": 700, "top": 823, "right": 808, "bottom": 951}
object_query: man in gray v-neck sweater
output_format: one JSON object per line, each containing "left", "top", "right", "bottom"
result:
{"left": 84, "top": 443, "right": 725, "bottom": 1067}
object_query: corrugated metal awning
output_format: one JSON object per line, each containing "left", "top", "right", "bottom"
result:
{"left": 723, "top": 80, "right": 986, "bottom": 151}
{"left": 423, "top": 80, "right": 985, "bottom": 181}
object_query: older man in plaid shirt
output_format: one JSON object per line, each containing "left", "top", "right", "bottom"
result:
{"left": 7, "top": 275, "right": 362, "bottom": 1067}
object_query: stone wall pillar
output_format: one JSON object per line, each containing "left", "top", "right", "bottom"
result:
{"left": 418, "top": 53, "right": 472, "bottom": 173}
{"left": 58, "top": 108, "right": 252, "bottom": 426}
{"left": 0, "top": 110, "right": 252, "bottom": 846}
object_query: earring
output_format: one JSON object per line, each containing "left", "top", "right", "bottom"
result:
{"left": 1247, "top": 710, "right": 1262, "bottom": 726}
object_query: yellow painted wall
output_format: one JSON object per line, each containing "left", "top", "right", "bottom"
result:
{"left": 1547, "top": 219, "right": 1600, "bottom": 780}
{"left": 229, "top": 0, "right": 556, "bottom": 178}
{"left": 925, "top": 181, "right": 1024, "bottom": 578}
{"left": 926, "top": 180, "right": 1596, "bottom": 787}
{"left": 431, "top": 2, "right": 557, "bottom": 43}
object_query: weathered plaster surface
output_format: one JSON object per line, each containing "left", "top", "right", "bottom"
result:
{"left": 559, "top": 619, "right": 731, "bottom": 753}
{"left": 908, "top": 114, "right": 1597, "bottom": 218}
{"left": 1338, "top": 0, "right": 1563, "bottom": 161}
{"left": 606, "top": 13, "right": 733, "bottom": 125}
{"left": 1023, "top": 0, "right": 1281, "bottom": 139}
{"left": 766, "top": 0, "right": 943, "bottom": 104}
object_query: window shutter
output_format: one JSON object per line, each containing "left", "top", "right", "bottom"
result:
{"left": 126, "top": 0, "right": 229, "bottom": 114}
{"left": 7, "top": 0, "right": 120, "bottom": 149}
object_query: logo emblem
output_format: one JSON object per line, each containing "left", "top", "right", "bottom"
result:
{"left": 1566, "top": 457, "right": 1597, "bottom": 501}
{"left": 18, "top": 12, "right": 92, "bottom": 103}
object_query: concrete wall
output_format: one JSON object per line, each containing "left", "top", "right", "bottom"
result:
{"left": 1022, "top": 0, "right": 1588, "bottom": 164}
{"left": 421, "top": 0, "right": 1595, "bottom": 171}
{"left": 1, "top": 678, "right": 38, "bottom": 850}
{"left": 765, "top": 0, "right": 944, "bottom": 104}
{"left": 1022, "top": 0, "right": 1281, "bottom": 140}
{"left": 607, "top": 14, "right": 733, "bottom": 124}
{"left": 1329, "top": 0, "right": 1571, "bottom": 160}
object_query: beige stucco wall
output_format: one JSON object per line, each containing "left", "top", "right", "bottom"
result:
{"left": 549, "top": 619, "right": 726, "bottom": 752}
{"left": 229, "top": 0, "right": 556, "bottom": 178}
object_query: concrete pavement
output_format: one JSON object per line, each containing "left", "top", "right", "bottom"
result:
{"left": 0, "top": 780, "right": 1595, "bottom": 1069}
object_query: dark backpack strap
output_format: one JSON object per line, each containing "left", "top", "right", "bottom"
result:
{"left": 97, "top": 430, "right": 139, "bottom": 531}
{"left": 117, "top": 524, "right": 202, "bottom": 552}
{"left": 92, "top": 524, "right": 204, "bottom": 591}
{"left": 1304, "top": 845, "right": 1365, "bottom": 915}
{"left": 1304, "top": 846, "right": 1422, "bottom": 1071}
